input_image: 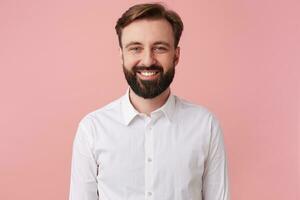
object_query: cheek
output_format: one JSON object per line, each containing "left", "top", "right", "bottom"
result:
{"left": 123, "top": 55, "right": 139, "bottom": 68}
{"left": 158, "top": 55, "right": 175, "bottom": 68}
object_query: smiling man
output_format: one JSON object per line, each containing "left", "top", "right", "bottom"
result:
{"left": 69, "top": 3, "right": 229, "bottom": 200}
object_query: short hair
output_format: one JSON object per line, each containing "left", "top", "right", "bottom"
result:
{"left": 115, "top": 3, "right": 184, "bottom": 48}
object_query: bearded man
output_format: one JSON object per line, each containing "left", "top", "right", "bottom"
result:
{"left": 69, "top": 3, "right": 230, "bottom": 200}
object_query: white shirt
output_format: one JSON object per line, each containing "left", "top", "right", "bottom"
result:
{"left": 69, "top": 89, "right": 230, "bottom": 200}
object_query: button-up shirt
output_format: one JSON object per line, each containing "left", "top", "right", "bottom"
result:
{"left": 69, "top": 89, "right": 230, "bottom": 200}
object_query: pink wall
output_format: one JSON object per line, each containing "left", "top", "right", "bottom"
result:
{"left": 1, "top": 0, "right": 299, "bottom": 199}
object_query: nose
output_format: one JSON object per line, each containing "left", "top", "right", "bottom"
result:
{"left": 140, "top": 49, "right": 157, "bottom": 67}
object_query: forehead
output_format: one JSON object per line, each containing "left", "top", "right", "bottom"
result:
{"left": 121, "top": 19, "right": 174, "bottom": 47}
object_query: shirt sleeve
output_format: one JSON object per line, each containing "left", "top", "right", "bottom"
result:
{"left": 202, "top": 115, "right": 230, "bottom": 200}
{"left": 69, "top": 119, "right": 99, "bottom": 200}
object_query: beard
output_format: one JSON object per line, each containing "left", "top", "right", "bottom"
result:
{"left": 123, "top": 63, "right": 175, "bottom": 99}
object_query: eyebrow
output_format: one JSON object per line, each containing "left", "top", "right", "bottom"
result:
{"left": 124, "top": 42, "right": 142, "bottom": 49}
{"left": 124, "top": 41, "right": 171, "bottom": 49}
{"left": 153, "top": 41, "right": 171, "bottom": 47}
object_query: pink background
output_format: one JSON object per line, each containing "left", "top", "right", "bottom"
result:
{"left": 1, "top": 0, "right": 299, "bottom": 199}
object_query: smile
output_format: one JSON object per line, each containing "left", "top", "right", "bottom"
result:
{"left": 138, "top": 71, "right": 159, "bottom": 76}
{"left": 136, "top": 70, "right": 160, "bottom": 79}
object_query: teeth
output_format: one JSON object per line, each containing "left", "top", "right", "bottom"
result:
{"left": 140, "top": 71, "right": 156, "bottom": 76}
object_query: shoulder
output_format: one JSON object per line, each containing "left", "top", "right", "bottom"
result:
{"left": 78, "top": 96, "right": 123, "bottom": 128}
{"left": 174, "top": 96, "right": 220, "bottom": 125}
{"left": 175, "top": 96, "right": 213, "bottom": 116}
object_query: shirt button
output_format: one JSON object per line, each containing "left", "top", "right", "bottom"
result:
{"left": 147, "top": 157, "right": 152, "bottom": 162}
{"left": 147, "top": 192, "right": 152, "bottom": 196}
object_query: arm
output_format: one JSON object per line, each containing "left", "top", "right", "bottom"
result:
{"left": 202, "top": 115, "right": 230, "bottom": 200}
{"left": 69, "top": 120, "right": 98, "bottom": 200}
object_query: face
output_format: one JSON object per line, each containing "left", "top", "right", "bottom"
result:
{"left": 120, "top": 19, "right": 180, "bottom": 99}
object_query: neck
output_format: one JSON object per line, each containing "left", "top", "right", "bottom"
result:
{"left": 129, "top": 88, "right": 170, "bottom": 116}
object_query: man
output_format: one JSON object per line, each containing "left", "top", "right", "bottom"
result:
{"left": 69, "top": 3, "right": 229, "bottom": 200}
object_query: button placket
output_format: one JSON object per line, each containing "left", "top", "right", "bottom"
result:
{"left": 144, "top": 118, "right": 154, "bottom": 199}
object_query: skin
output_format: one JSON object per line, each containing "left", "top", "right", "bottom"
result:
{"left": 120, "top": 19, "right": 180, "bottom": 115}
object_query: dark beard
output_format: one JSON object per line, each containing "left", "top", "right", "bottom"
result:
{"left": 123, "top": 64, "right": 175, "bottom": 99}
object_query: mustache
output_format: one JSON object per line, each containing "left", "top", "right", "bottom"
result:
{"left": 132, "top": 65, "right": 163, "bottom": 73}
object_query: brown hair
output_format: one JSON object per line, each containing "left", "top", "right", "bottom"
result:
{"left": 115, "top": 3, "right": 184, "bottom": 48}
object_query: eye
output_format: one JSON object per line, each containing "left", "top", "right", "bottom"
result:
{"left": 129, "top": 46, "right": 142, "bottom": 53}
{"left": 153, "top": 46, "right": 168, "bottom": 53}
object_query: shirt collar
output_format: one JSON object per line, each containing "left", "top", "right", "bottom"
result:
{"left": 120, "top": 88, "right": 176, "bottom": 126}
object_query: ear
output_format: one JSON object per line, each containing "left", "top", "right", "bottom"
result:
{"left": 174, "top": 46, "right": 180, "bottom": 66}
